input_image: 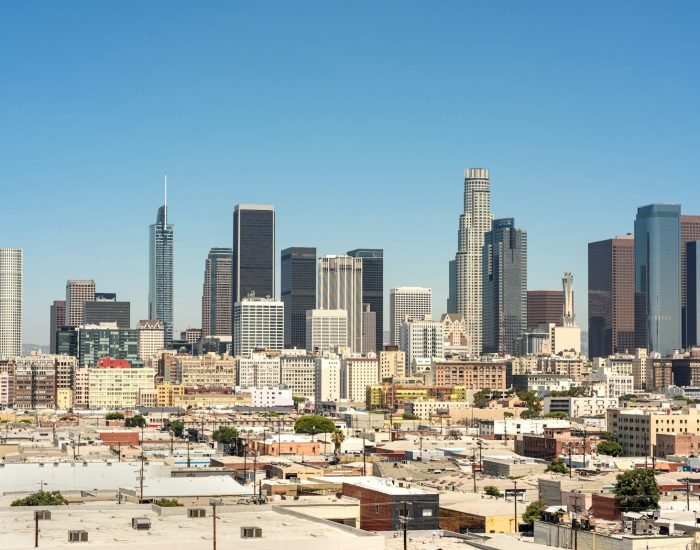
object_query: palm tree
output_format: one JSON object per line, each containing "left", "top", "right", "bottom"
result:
{"left": 330, "top": 429, "right": 345, "bottom": 462}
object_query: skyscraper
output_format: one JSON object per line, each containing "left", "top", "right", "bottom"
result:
{"left": 454, "top": 168, "right": 493, "bottom": 357}
{"left": 49, "top": 299, "right": 66, "bottom": 353}
{"left": 588, "top": 235, "right": 635, "bottom": 357}
{"left": 447, "top": 259, "right": 457, "bottom": 313}
{"left": 526, "top": 291, "right": 565, "bottom": 330}
{"left": 389, "top": 287, "right": 432, "bottom": 346}
{"left": 681, "top": 216, "right": 700, "bottom": 308}
{"left": 84, "top": 294, "right": 131, "bottom": 328}
{"left": 0, "top": 248, "right": 22, "bottom": 358}
{"left": 201, "top": 247, "right": 233, "bottom": 338}
{"left": 482, "top": 218, "right": 527, "bottom": 355}
{"left": 65, "top": 279, "right": 95, "bottom": 327}
{"left": 232, "top": 204, "right": 275, "bottom": 303}
{"left": 149, "top": 184, "right": 174, "bottom": 344}
{"left": 317, "top": 255, "right": 363, "bottom": 352}
{"left": 233, "top": 295, "right": 284, "bottom": 356}
{"left": 281, "top": 247, "right": 316, "bottom": 349}
{"left": 634, "top": 204, "right": 681, "bottom": 355}
{"left": 347, "top": 248, "right": 383, "bottom": 352}
{"left": 686, "top": 241, "right": 700, "bottom": 349}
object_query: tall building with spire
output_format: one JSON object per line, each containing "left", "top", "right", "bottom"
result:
{"left": 149, "top": 179, "right": 174, "bottom": 345}
{"left": 202, "top": 247, "right": 233, "bottom": 338}
{"left": 454, "top": 168, "right": 492, "bottom": 357}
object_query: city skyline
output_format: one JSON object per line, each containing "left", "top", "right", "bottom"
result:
{"left": 2, "top": 3, "right": 699, "bottom": 344}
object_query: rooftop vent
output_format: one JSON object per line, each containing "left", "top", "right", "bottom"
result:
{"left": 35, "top": 510, "right": 51, "bottom": 520}
{"left": 187, "top": 508, "right": 206, "bottom": 518}
{"left": 241, "top": 527, "right": 262, "bottom": 538}
{"left": 131, "top": 517, "right": 151, "bottom": 530}
{"left": 68, "top": 530, "right": 88, "bottom": 542}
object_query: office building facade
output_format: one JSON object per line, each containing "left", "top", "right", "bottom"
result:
{"left": 634, "top": 204, "right": 681, "bottom": 355}
{"left": 201, "top": 247, "right": 233, "bottom": 338}
{"left": 49, "top": 300, "right": 66, "bottom": 354}
{"left": 84, "top": 295, "right": 130, "bottom": 328}
{"left": 149, "top": 194, "right": 174, "bottom": 344}
{"left": 137, "top": 319, "right": 165, "bottom": 360}
{"left": 526, "top": 291, "right": 565, "bottom": 330}
{"left": 588, "top": 235, "right": 635, "bottom": 358}
{"left": 77, "top": 323, "right": 139, "bottom": 367}
{"left": 281, "top": 247, "right": 316, "bottom": 349}
{"left": 306, "top": 309, "right": 348, "bottom": 355}
{"left": 687, "top": 241, "right": 700, "bottom": 349}
{"left": 389, "top": 287, "right": 432, "bottom": 347}
{"left": 454, "top": 168, "right": 493, "bottom": 357}
{"left": 0, "top": 248, "right": 22, "bottom": 359}
{"left": 66, "top": 279, "right": 95, "bottom": 328}
{"left": 317, "top": 255, "right": 363, "bottom": 352}
{"left": 233, "top": 295, "right": 283, "bottom": 356}
{"left": 232, "top": 204, "right": 275, "bottom": 304}
{"left": 347, "top": 248, "right": 383, "bottom": 352}
{"left": 482, "top": 218, "right": 527, "bottom": 355}
{"left": 400, "top": 318, "right": 444, "bottom": 370}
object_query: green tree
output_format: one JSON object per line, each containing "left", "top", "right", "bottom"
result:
{"left": 169, "top": 420, "right": 185, "bottom": 437}
{"left": 473, "top": 389, "right": 493, "bottom": 408}
{"left": 522, "top": 500, "right": 545, "bottom": 526}
{"left": 154, "top": 498, "right": 183, "bottom": 507}
{"left": 330, "top": 429, "right": 345, "bottom": 461}
{"left": 105, "top": 412, "right": 125, "bottom": 420}
{"left": 125, "top": 415, "right": 146, "bottom": 428}
{"left": 294, "top": 415, "right": 336, "bottom": 434}
{"left": 212, "top": 426, "right": 239, "bottom": 454}
{"left": 546, "top": 459, "right": 568, "bottom": 474}
{"left": 504, "top": 411, "right": 514, "bottom": 418}
{"left": 614, "top": 469, "right": 660, "bottom": 512}
{"left": 401, "top": 413, "right": 419, "bottom": 420}
{"left": 520, "top": 408, "right": 540, "bottom": 419}
{"left": 597, "top": 439, "right": 624, "bottom": 457}
{"left": 292, "top": 396, "right": 306, "bottom": 406}
{"left": 11, "top": 490, "right": 68, "bottom": 506}
{"left": 484, "top": 486, "right": 502, "bottom": 497}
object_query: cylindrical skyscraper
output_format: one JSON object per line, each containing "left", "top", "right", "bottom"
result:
{"left": 0, "top": 248, "right": 23, "bottom": 358}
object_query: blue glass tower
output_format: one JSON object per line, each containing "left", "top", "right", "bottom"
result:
{"left": 149, "top": 184, "right": 174, "bottom": 345}
{"left": 634, "top": 204, "right": 681, "bottom": 355}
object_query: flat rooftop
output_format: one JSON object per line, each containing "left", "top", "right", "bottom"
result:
{"left": 0, "top": 506, "right": 381, "bottom": 550}
{"left": 311, "top": 475, "right": 434, "bottom": 495}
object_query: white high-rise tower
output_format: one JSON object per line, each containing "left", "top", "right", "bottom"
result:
{"left": 561, "top": 272, "right": 575, "bottom": 327}
{"left": 454, "top": 168, "right": 493, "bottom": 357}
{"left": 0, "top": 248, "right": 23, "bottom": 358}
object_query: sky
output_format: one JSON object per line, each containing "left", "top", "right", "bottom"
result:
{"left": 1, "top": 1, "right": 699, "bottom": 345}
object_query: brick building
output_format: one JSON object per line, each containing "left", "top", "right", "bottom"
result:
{"left": 656, "top": 433, "right": 700, "bottom": 458}
{"left": 433, "top": 361, "right": 507, "bottom": 389}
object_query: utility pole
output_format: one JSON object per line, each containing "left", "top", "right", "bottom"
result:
{"left": 187, "top": 435, "right": 191, "bottom": 468}
{"left": 472, "top": 450, "right": 477, "bottom": 492}
{"left": 34, "top": 510, "right": 39, "bottom": 548}
{"left": 401, "top": 500, "right": 408, "bottom": 550}
{"left": 687, "top": 477, "right": 691, "bottom": 511}
{"left": 212, "top": 501, "right": 217, "bottom": 550}
{"left": 568, "top": 444, "right": 573, "bottom": 478}
{"left": 513, "top": 480, "right": 518, "bottom": 534}
{"left": 582, "top": 429, "right": 587, "bottom": 470}
{"left": 362, "top": 432, "right": 367, "bottom": 476}
{"left": 477, "top": 439, "right": 483, "bottom": 471}
{"left": 139, "top": 453, "right": 145, "bottom": 502}
{"left": 503, "top": 416, "right": 507, "bottom": 446}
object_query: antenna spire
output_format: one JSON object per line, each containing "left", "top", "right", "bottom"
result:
{"left": 164, "top": 173, "right": 168, "bottom": 225}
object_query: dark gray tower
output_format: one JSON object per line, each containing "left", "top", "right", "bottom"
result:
{"left": 347, "top": 249, "right": 383, "bottom": 353}
{"left": 281, "top": 247, "right": 317, "bottom": 349}
{"left": 482, "top": 218, "right": 527, "bottom": 355}
{"left": 232, "top": 204, "right": 275, "bottom": 303}
{"left": 202, "top": 248, "right": 233, "bottom": 338}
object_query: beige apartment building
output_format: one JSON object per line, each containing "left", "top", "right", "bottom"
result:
{"left": 379, "top": 346, "right": 406, "bottom": 379}
{"left": 176, "top": 353, "right": 237, "bottom": 387}
{"left": 607, "top": 406, "right": 700, "bottom": 456}
{"left": 88, "top": 365, "right": 156, "bottom": 409}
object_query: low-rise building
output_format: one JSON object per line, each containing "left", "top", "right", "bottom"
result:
{"left": 404, "top": 399, "right": 472, "bottom": 421}
{"left": 655, "top": 433, "right": 700, "bottom": 458}
{"left": 544, "top": 396, "right": 619, "bottom": 417}
{"left": 433, "top": 359, "right": 507, "bottom": 390}
{"left": 512, "top": 374, "right": 572, "bottom": 396}
{"left": 88, "top": 358, "right": 156, "bottom": 409}
{"left": 481, "top": 456, "right": 547, "bottom": 477}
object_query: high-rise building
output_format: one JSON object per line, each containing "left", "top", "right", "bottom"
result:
{"left": 137, "top": 319, "right": 165, "bottom": 360}
{"left": 49, "top": 300, "right": 66, "bottom": 354}
{"left": 454, "top": 168, "right": 493, "bottom": 357}
{"left": 233, "top": 295, "right": 283, "bottom": 356}
{"left": 317, "top": 255, "right": 363, "bottom": 352}
{"left": 340, "top": 356, "right": 379, "bottom": 402}
{"left": 232, "top": 204, "right": 275, "bottom": 304}
{"left": 281, "top": 247, "right": 316, "bottom": 349}
{"left": 347, "top": 249, "right": 383, "bottom": 352}
{"left": 550, "top": 273, "right": 582, "bottom": 354}
{"left": 66, "top": 279, "right": 95, "bottom": 328}
{"left": 389, "top": 287, "right": 432, "bottom": 346}
{"left": 482, "top": 218, "right": 527, "bottom": 355}
{"left": 201, "top": 247, "right": 233, "bottom": 338}
{"left": 306, "top": 309, "right": 348, "bottom": 355}
{"left": 526, "top": 291, "right": 565, "bottom": 330}
{"left": 149, "top": 186, "right": 174, "bottom": 345}
{"left": 447, "top": 259, "right": 457, "bottom": 313}
{"left": 84, "top": 294, "right": 130, "bottom": 328}
{"left": 314, "top": 357, "right": 341, "bottom": 404}
{"left": 682, "top": 216, "right": 700, "bottom": 307}
{"left": 379, "top": 346, "right": 407, "bottom": 379}
{"left": 361, "top": 304, "right": 376, "bottom": 354}
{"left": 588, "top": 235, "right": 635, "bottom": 357}
{"left": 0, "top": 248, "right": 22, "bottom": 359}
{"left": 77, "top": 322, "right": 140, "bottom": 367}
{"left": 634, "top": 204, "right": 681, "bottom": 355}
{"left": 686, "top": 241, "right": 700, "bottom": 349}
{"left": 400, "top": 318, "right": 445, "bottom": 370}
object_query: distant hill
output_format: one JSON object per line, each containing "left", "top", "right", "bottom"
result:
{"left": 22, "top": 344, "right": 50, "bottom": 355}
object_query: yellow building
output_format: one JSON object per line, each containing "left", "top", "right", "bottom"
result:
{"left": 56, "top": 388, "right": 74, "bottom": 409}
{"left": 440, "top": 497, "right": 526, "bottom": 534}
{"left": 88, "top": 365, "right": 156, "bottom": 409}
{"left": 157, "top": 382, "right": 251, "bottom": 409}
{"left": 366, "top": 381, "right": 468, "bottom": 409}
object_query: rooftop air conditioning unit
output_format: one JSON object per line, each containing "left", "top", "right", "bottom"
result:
{"left": 35, "top": 510, "right": 51, "bottom": 520}
{"left": 131, "top": 517, "right": 151, "bottom": 530}
{"left": 68, "top": 530, "right": 88, "bottom": 542}
{"left": 241, "top": 527, "right": 263, "bottom": 538}
{"left": 188, "top": 508, "right": 206, "bottom": 518}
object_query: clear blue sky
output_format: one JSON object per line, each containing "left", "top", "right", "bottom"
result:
{"left": 2, "top": 1, "right": 699, "bottom": 345}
